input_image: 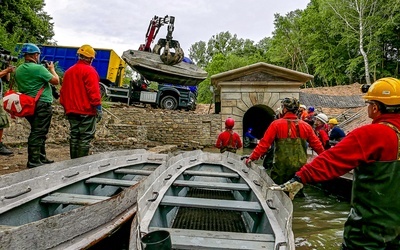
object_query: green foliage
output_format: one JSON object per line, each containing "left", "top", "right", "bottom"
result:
{"left": 0, "top": 0, "right": 54, "bottom": 48}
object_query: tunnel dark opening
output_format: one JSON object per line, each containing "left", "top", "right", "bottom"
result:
{"left": 242, "top": 105, "right": 275, "bottom": 140}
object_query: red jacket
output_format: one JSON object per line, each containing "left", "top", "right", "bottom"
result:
{"left": 297, "top": 113, "right": 400, "bottom": 183}
{"left": 315, "top": 124, "right": 330, "bottom": 149}
{"left": 60, "top": 60, "right": 101, "bottom": 115}
{"left": 215, "top": 130, "right": 243, "bottom": 149}
{"left": 249, "top": 113, "right": 324, "bottom": 161}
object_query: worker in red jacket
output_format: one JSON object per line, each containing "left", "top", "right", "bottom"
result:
{"left": 270, "top": 77, "right": 400, "bottom": 249}
{"left": 245, "top": 97, "right": 324, "bottom": 184}
{"left": 215, "top": 117, "right": 242, "bottom": 153}
{"left": 60, "top": 44, "right": 102, "bottom": 159}
{"left": 314, "top": 113, "right": 330, "bottom": 149}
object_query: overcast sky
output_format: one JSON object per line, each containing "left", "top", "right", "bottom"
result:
{"left": 43, "top": 0, "right": 310, "bottom": 56}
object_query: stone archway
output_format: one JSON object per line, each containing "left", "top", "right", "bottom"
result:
{"left": 211, "top": 62, "right": 313, "bottom": 141}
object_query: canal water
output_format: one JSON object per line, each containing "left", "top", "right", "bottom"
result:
{"left": 204, "top": 147, "right": 351, "bottom": 249}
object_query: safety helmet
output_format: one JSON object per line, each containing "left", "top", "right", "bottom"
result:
{"left": 281, "top": 97, "right": 299, "bottom": 112}
{"left": 308, "top": 106, "right": 315, "bottom": 112}
{"left": 328, "top": 118, "right": 338, "bottom": 125}
{"left": 77, "top": 44, "right": 96, "bottom": 58}
{"left": 300, "top": 104, "right": 307, "bottom": 109}
{"left": 315, "top": 113, "right": 328, "bottom": 124}
{"left": 248, "top": 127, "right": 253, "bottom": 131}
{"left": 225, "top": 117, "right": 235, "bottom": 129}
{"left": 362, "top": 77, "right": 400, "bottom": 106}
{"left": 21, "top": 43, "right": 41, "bottom": 54}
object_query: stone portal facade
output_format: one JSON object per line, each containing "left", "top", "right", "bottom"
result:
{"left": 211, "top": 62, "right": 314, "bottom": 140}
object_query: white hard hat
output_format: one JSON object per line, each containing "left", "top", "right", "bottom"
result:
{"left": 315, "top": 113, "right": 328, "bottom": 124}
{"left": 300, "top": 104, "right": 307, "bottom": 109}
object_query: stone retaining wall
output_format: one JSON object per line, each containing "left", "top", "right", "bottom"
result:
{"left": 3, "top": 103, "right": 221, "bottom": 149}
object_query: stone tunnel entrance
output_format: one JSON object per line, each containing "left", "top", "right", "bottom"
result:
{"left": 211, "top": 62, "right": 314, "bottom": 142}
{"left": 242, "top": 104, "right": 275, "bottom": 140}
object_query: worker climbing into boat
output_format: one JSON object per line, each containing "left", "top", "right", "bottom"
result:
{"left": 244, "top": 97, "right": 324, "bottom": 184}
{"left": 215, "top": 117, "right": 242, "bottom": 153}
{"left": 270, "top": 77, "right": 400, "bottom": 249}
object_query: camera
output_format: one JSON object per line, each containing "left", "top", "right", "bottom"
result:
{"left": 0, "top": 48, "right": 18, "bottom": 63}
{"left": 41, "top": 60, "right": 52, "bottom": 68}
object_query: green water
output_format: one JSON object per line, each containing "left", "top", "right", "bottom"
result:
{"left": 203, "top": 147, "right": 351, "bottom": 249}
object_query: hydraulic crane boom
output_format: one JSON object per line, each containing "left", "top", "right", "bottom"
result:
{"left": 138, "top": 15, "right": 184, "bottom": 65}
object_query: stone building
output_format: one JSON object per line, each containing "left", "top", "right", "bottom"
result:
{"left": 211, "top": 62, "right": 313, "bottom": 140}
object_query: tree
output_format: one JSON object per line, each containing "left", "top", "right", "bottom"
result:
{"left": 322, "top": 0, "right": 400, "bottom": 84}
{"left": 0, "top": 0, "right": 55, "bottom": 51}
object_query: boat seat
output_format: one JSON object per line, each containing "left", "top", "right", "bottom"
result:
{"left": 183, "top": 170, "right": 239, "bottom": 178}
{"left": 41, "top": 192, "right": 109, "bottom": 206}
{"left": 173, "top": 180, "right": 250, "bottom": 191}
{"left": 149, "top": 227, "right": 275, "bottom": 249}
{"left": 160, "top": 196, "right": 262, "bottom": 212}
{"left": 114, "top": 169, "right": 153, "bottom": 176}
{"left": 85, "top": 177, "right": 138, "bottom": 187}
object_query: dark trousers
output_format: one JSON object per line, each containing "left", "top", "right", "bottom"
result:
{"left": 26, "top": 101, "right": 53, "bottom": 148}
{"left": 67, "top": 114, "right": 96, "bottom": 159}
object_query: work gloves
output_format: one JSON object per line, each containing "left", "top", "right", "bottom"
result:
{"left": 96, "top": 105, "right": 103, "bottom": 123}
{"left": 269, "top": 175, "right": 304, "bottom": 200}
{"left": 245, "top": 158, "right": 252, "bottom": 167}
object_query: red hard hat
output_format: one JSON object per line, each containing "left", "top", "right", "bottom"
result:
{"left": 225, "top": 118, "right": 235, "bottom": 128}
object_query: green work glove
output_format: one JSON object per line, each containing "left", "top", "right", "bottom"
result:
{"left": 96, "top": 105, "right": 103, "bottom": 123}
{"left": 269, "top": 175, "right": 304, "bottom": 200}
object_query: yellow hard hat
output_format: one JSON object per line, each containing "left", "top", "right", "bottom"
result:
{"left": 328, "top": 118, "right": 338, "bottom": 125}
{"left": 362, "top": 77, "right": 400, "bottom": 106}
{"left": 77, "top": 44, "right": 96, "bottom": 58}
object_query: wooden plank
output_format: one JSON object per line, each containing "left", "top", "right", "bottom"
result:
{"left": 149, "top": 228, "right": 274, "bottom": 249}
{"left": 183, "top": 170, "right": 239, "bottom": 179}
{"left": 85, "top": 178, "right": 138, "bottom": 187}
{"left": 160, "top": 196, "right": 262, "bottom": 212}
{"left": 41, "top": 192, "right": 109, "bottom": 205}
{"left": 150, "top": 227, "right": 275, "bottom": 242}
{"left": 114, "top": 169, "right": 153, "bottom": 176}
{"left": 173, "top": 180, "right": 250, "bottom": 191}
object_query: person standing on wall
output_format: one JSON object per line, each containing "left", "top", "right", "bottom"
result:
{"left": 60, "top": 44, "right": 102, "bottom": 159}
{"left": 215, "top": 117, "right": 242, "bottom": 153}
{"left": 15, "top": 43, "right": 60, "bottom": 168}
{"left": 244, "top": 97, "right": 324, "bottom": 184}
{"left": 0, "top": 65, "right": 15, "bottom": 155}
{"left": 269, "top": 77, "right": 400, "bottom": 249}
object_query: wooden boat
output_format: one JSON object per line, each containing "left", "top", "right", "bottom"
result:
{"left": 122, "top": 50, "right": 208, "bottom": 86}
{"left": 0, "top": 149, "right": 167, "bottom": 249}
{"left": 130, "top": 150, "right": 295, "bottom": 249}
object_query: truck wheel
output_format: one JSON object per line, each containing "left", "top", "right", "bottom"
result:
{"left": 100, "top": 84, "right": 107, "bottom": 97}
{"left": 161, "top": 96, "right": 178, "bottom": 110}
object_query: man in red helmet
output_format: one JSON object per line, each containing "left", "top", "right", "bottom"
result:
{"left": 270, "top": 77, "right": 400, "bottom": 249}
{"left": 215, "top": 117, "right": 242, "bottom": 153}
{"left": 244, "top": 97, "right": 324, "bottom": 184}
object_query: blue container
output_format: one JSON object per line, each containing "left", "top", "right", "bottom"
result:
{"left": 39, "top": 45, "right": 110, "bottom": 79}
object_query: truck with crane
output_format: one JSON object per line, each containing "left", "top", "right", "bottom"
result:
{"left": 38, "top": 15, "right": 205, "bottom": 110}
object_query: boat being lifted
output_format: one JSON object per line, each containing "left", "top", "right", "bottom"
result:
{"left": 122, "top": 15, "right": 207, "bottom": 86}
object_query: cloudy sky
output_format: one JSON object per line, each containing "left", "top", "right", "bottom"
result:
{"left": 43, "top": 0, "right": 310, "bottom": 56}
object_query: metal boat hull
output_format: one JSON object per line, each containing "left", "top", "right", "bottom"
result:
{"left": 0, "top": 149, "right": 167, "bottom": 249}
{"left": 131, "top": 150, "right": 295, "bottom": 249}
{"left": 122, "top": 50, "right": 207, "bottom": 86}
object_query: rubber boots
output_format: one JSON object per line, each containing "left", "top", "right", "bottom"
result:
{"left": 77, "top": 146, "right": 90, "bottom": 158}
{"left": 70, "top": 144, "right": 79, "bottom": 159}
{"left": 0, "top": 142, "right": 13, "bottom": 155}
{"left": 40, "top": 145, "right": 54, "bottom": 164}
{"left": 27, "top": 146, "right": 44, "bottom": 168}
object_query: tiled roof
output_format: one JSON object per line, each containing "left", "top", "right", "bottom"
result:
{"left": 299, "top": 93, "right": 365, "bottom": 108}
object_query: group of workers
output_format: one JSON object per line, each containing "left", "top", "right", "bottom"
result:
{"left": 0, "top": 43, "right": 102, "bottom": 167}
{"left": 216, "top": 77, "right": 400, "bottom": 249}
